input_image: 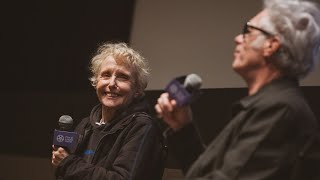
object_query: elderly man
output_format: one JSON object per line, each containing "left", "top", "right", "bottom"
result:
{"left": 155, "top": 0, "right": 320, "bottom": 179}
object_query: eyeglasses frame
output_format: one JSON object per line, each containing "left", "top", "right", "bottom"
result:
{"left": 243, "top": 22, "right": 274, "bottom": 39}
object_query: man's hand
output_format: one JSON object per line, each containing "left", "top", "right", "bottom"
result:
{"left": 155, "top": 92, "right": 193, "bottom": 131}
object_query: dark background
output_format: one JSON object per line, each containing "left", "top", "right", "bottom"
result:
{"left": 1, "top": 0, "right": 135, "bottom": 156}
{"left": 1, "top": 1, "right": 320, "bottom": 171}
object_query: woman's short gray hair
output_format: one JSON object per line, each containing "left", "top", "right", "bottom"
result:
{"left": 260, "top": 0, "right": 320, "bottom": 79}
{"left": 89, "top": 42, "right": 150, "bottom": 96}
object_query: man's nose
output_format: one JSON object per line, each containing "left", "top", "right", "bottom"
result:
{"left": 234, "top": 34, "right": 244, "bottom": 44}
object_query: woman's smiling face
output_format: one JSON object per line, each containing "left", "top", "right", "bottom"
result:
{"left": 95, "top": 56, "right": 136, "bottom": 111}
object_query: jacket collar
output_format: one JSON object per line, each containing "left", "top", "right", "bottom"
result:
{"left": 89, "top": 96, "right": 150, "bottom": 134}
{"left": 231, "top": 77, "right": 299, "bottom": 115}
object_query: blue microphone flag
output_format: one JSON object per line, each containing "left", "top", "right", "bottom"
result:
{"left": 53, "top": 129, "right": 79, "bottom": 152}
{"left": 165, "top": 78, "right": 192, "bottom": 106}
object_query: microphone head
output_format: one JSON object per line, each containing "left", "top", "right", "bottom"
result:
{"left": 184, "top": 73, "right": 202, "bottom": 91}
{"left": 165, "top": 73, "right": 203, "bottom": 106}
{"left": 58, "top": 115, "right": 73, "bottom": 131}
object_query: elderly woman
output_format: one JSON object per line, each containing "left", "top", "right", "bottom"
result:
{"left": 52, "top": 42, "right": 164, "bottom": 180}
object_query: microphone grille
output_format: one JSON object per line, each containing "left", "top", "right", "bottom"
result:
{"left": 59, "top": 115, "right": 73, "bottom": 124}
{"left": 184, "top": 73, "right": 202, "bottom": 90}
{"left": 58, "top": 115, "right": 73, "bottom": 131}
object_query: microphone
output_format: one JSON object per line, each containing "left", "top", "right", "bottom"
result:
{"left": 53, "top": 115, "right": 79, "bottom": 152}
{"left": 58, "top": 115, "right": 73, "bottom": 131}
{"left": 165, "top": 73, "right": 202, "bottom": 106}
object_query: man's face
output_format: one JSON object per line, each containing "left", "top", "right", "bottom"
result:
{"left": 233, "top": 10, "right": 269, "bottom": 78}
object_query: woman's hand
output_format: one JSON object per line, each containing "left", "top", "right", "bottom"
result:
{"left": 52, "top": 145, "right": 69, "bottom": 167}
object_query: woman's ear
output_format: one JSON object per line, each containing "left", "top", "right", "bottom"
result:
{"left": 134, "top": 91, "right": 141, "bottom": 98}
{"left": 134, "top": 86, "right": 144, "bottom": 98}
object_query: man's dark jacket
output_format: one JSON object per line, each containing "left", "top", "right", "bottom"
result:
{"left": 168, "top": 77, "right": 319, "bottom": 180}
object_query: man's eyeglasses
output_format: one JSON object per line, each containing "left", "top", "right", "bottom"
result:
{"left": 242, "top": 22, "right": 274, "bottom": 38}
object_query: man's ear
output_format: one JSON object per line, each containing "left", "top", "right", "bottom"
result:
{"left": 263, "top": 36, "right": 281, "bottom": 57}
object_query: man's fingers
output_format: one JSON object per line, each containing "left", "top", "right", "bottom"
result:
{"left": 157, "top": 93, "right": 175, "bottom": 112}
{"left": 154, "top": 104, "right": 163, "bottom": 118}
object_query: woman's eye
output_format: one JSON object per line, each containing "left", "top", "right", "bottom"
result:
{"left": 117, "top": 74, "right": 130, "bottom": 81}
{"left": 101, "top": 73, "right": 111, "bottom": 78}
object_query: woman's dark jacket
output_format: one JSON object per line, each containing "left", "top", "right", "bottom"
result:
{"left": 55, "top": 97, "right": 165, "bottom": 180}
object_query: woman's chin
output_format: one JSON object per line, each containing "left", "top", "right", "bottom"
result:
{"left": 102, "top": 101, "right": 122, "bottom": 109}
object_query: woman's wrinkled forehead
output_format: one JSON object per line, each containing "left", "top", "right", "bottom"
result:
{"left": 112, "top": 55, "right": 133, "bottom": 70}
{"left": 104, "top": 55, "right": 137, "bottom": 81}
